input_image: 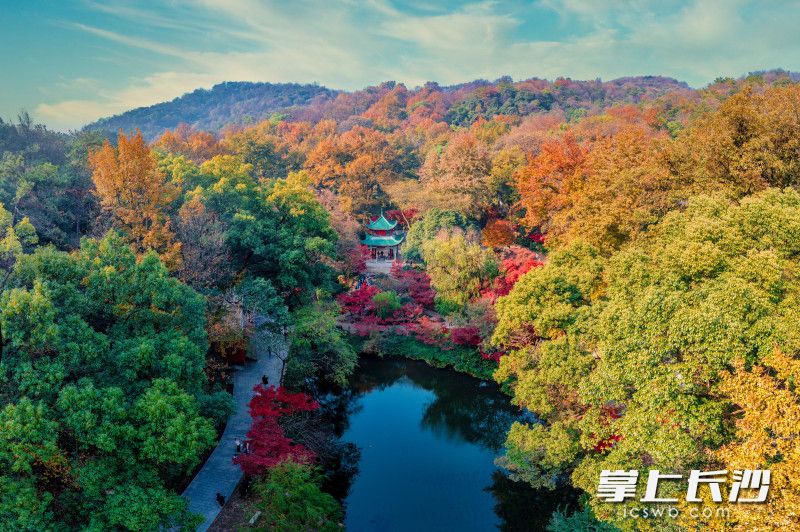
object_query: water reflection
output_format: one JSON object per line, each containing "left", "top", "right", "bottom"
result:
{"left": 324, "top": 355, "right": 577, "bottom": 532}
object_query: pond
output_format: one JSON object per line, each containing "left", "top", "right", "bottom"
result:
{"left": 324, "top": 355, "right": 577, "bottom": 532}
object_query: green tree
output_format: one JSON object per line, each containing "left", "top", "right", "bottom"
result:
{"left": 421, "top": 231, "right": 498, "bottom": 309}
{"left": 200, "top": 158, "right": 338, "bottom": 307}
{"left": 287, "top": 300, "right": 356, "bottom": 387}
{"left": 372, "top": 290, "right": 402, "bottom": 319}
{"left": 250, "top": 460, "right": 343, "bottom": 532}
{"left": 494, "top": 189, "right": 800, "bottom": 528}
{"left": 0, "top": 232, "right": 219, "bottom": 530}
{"left": 402, "top": 208, "right": 473, "bottom": 263}
{"left": 133, "top": 379, "right": 216, "bottom": 473}
{"left": 0, "top": 399, "right": 62, "bottom": 531}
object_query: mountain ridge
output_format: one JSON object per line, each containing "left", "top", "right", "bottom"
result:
{"left": 85, "top": 72, "right": 800, "bottom": 141}
{"left": 85, "top": 81, "right": 339, "bottom": 140}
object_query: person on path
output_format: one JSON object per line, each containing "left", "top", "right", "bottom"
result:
{"left": 216, "top": 492, "right": 225, "bottom": 507}
{"left": 235, "top": 438, "right": 241, "bottom": 453}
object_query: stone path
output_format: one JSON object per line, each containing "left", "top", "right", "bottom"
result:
{"left": 182, "top": 322, "right": 284, "bottom": 532}
{"left": 365, "top": 258, "right": 395, "bottom": 275}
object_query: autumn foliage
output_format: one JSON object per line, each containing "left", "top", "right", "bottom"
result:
{"left": 450, "top": 326, "right": 482, "bottom": 346}
{"left": 154, "top": 123, "right": 224, "bottom": 163}
{"left": 481, "top": 219, "right": 516, "bottom": 248}
{"left": 337, "top": 285, "right": 380, "bottom": 318}
{"left": 489, "top": 246, "right": 543, "bottom": 299}
{"left": 234, "top": 385, "right": 318, "bottom": 476}
{"left": 409, "top": 316, "right": 451, "bottom": 347}
{"left": 514, "top": 133, "right": 585, "bottom": 233}
{"left": 391, "top": 262, "right": 435, "bottom": 308}
{"left": 89, "top": 130, "right": 182, "bottom": 268}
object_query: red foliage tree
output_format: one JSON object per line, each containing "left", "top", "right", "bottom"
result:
{"left": 593, "top": 434, "right": 623, "bottom": 452}
{"left": 528, "top": 230, "right": 546, "bottom": 244}
{"left": 488, "top": 246, "right": 543, "bottom": 299}
{"left": 480, "top": 350, "right": 504, "bottom": 363}
{"left": 349, "top": 244, "right": 370, "bottom": 274}
{"left": 234, "top": 385, "right": 318, "bottom": 476}
{"left": 337, "top": 285, "right": 380, "bottom": 317}
{"left": 450, "top": 326, "right": 482, "bottom": 346}
{"left": 481, "top": 219, "right": 517, "bottom": 248}
{"left": 353, "top": 314, "right": 382, "bottom": 336}
{"left": 409, "top": 316, "right": 451, "bottom": 348}
{"left": 385, "top": 208, "right": 418, "bottom": 229}
{"left": 391, "top": 262, "right": 436, "bottom": 308}
{"left": 391, "top": 302, "right": 423, "bottom": 324}
{"left": 592, "top": 404, "right": 624, "bottom": 452}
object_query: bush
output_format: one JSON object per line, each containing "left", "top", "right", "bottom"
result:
{"left": 372, "top": 291, "right": 402, "bottom": 319}
{"left": 434, "top": 297, "right": 462, "bottom": 315}
{"left": 287, "top": 302, "right": 357, "bottom": 387}
{"left": 376, "top": 333, "right": 495, "bottom": 380}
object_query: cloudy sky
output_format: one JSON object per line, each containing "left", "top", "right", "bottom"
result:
{"left": 3, "top": 0, "right": 799, "bottom": 130}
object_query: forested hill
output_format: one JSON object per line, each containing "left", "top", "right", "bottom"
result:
{"left": 84, "top": 75, "right": 690, "bottom": 140}
{"left": 84, "top": 81, "right": 339, "bottom": 139}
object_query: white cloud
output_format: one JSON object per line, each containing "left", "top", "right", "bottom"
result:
{"left": 36, "top": 71, "right": 219, "bottom": 131}
{"left": 67, "top": 22, "right": 197, "bottom": 61}
{"left": 35, "top": 0, "right": 800, "bottom": 130}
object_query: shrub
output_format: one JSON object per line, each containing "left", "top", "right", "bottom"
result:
{"left": 372, "top": 291, "right": 402, "bottom": 319}
{"left": 376, "top": 333, "right": 495, "bottom": 380}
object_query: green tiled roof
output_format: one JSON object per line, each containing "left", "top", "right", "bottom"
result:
{"left": 361, "top": 234, "right": 405, "bottom": 247}
{"left": 365, "top": 214, "right": 398, "bottom": 231}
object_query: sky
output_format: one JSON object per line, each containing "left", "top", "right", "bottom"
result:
{"left": 2, "top": 0, "right": 800, "bottom": 131}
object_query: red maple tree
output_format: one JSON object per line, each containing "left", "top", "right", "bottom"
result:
{"left": 451, "top": 326, "right": 482, "bottom": 346}
{"left": 234, "top": 385, "right": 318, "bottom": 476}
{"left": 409, "top": 316, "right": 451, "bottom": 348}
{"left": 488, "top": 246, "right": 543, "bottom": 299}
{"left": 337, "top": 284, "right": 380, "bottom": 317}
{"left": 391, "top": 262, "right": 436, "bottom": 308}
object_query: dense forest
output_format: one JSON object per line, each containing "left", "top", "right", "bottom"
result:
{"left": 3, "top": 68, "right": 800, "bottom": 530}
{"left": 85, "top": 75, "right": 691, "bottom": 141}
{"left": 86, "top": 82, "right": 339, "bottom": 140}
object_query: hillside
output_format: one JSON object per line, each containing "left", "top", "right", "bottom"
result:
{"left": 84, "top": 76, "right": 690, "bottom": 140}
{"left": 84, "top": 81, "right": 339, "bottom": 139}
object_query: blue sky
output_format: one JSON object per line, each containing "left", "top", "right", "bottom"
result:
{"left": 2, "top": 0, "right": 800, "bottom": 131}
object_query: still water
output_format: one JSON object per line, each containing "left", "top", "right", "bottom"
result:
{"left": 330, "top": 356, "right": 576, "bottom": 532}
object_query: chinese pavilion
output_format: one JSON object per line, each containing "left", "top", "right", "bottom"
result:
{"left": 361, "top": 212, "right": 404, "bottom": 260}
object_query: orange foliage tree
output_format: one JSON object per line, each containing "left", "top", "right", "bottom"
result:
{"left": 481, "top": 219, "right": 516, "bottom": 248}
{"left": 89, "top": 130, "right": 181, "bottom": 268}
{"left": 419, "top": 132, "right": 492, "bottom": 216}
{"left": 514, "top": 133, "right": 585, "bottom": 231}
{"left": 154, "top": 123, "right": 223, "bottom": 163}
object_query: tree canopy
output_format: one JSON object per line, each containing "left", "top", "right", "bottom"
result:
{"left": 494, "top": 189, "right": 800, "bottom": 528}
{"left": 0, "top": 232, "right": 216, "bottom": 530}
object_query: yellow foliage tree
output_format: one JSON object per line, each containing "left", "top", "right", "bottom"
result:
{"left": 694, "top": 351, "right": 800, "bottom": 531}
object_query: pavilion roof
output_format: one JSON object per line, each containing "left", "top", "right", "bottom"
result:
{"left": 361, "top": 234, "right": 404, "bottom": 247}
{"left": 366, "top": 213, "right": 398, "bottom": 231}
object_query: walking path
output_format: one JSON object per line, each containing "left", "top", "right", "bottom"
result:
{"left": 182, "top": 321, "right": 284, "bottom": 532}
{"left": 365, "top": 258, "right": 395, "bottom": 275}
